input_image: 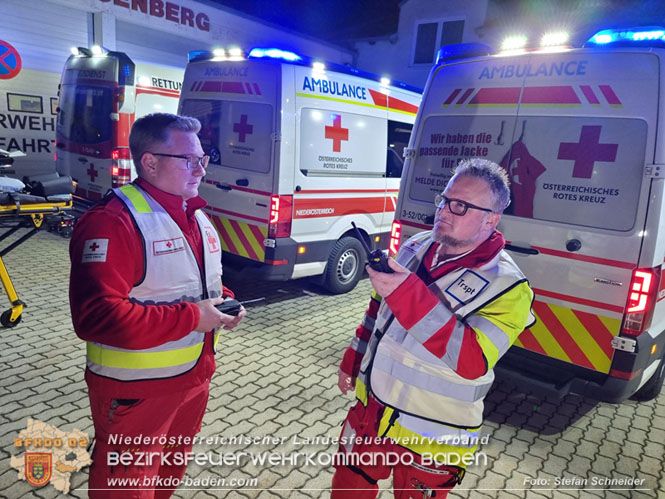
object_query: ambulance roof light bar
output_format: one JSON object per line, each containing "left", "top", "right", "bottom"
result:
{"left": 72, "top": 46, "right": 92, "bottom": 57}
{"left": 249, "top": 48, "right": 302, "bottom": 61}
{"left": 187, "top": 48, "right": 423, "bottom": 94}
{"left": 436, "top": 43, "right": 492, "bottom": 64}
{"left": 585, "top": 26, "right": 665, "bottom": 48}
{"left": 500, "top": 35, "right": 528, "bottom": 52}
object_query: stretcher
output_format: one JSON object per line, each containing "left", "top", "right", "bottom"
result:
{"left": 0, "top": 190, "right": 73, "bottom": 328}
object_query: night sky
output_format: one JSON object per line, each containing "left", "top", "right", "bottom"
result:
{"left": 198, "top": 0, "right": 401, "bottom": 42}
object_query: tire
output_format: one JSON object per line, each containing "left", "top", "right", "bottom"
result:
{"left": 631, "top": 355, "right": 665, "bottom": 402}
{"left": 323, "top": 237, "right": 366, "bottom": 294}
{"left": 1, "top": 309, "right": 21, "bottom": 328}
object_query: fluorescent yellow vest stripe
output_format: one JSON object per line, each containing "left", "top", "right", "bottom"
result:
{"left": 87, "top": 341, "right": 204, "bottom": 369}
{"left": 119, "top": 184, "right": 152, "bottom": 213}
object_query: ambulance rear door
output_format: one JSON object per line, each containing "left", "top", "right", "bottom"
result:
{"left": 501, "top": 50, "right": 655, "bottom": 378}
{"left": 179, "top": 59, "right": 280, "bottom": 264}
{"left": 396, "top": 56, "right": 522, "bottom": 240}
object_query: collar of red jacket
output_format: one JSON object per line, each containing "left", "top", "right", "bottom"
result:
{"left": 135, "top": 178, "right": 207, "bottom": 219}
{"left": 426, "top": 230, "right": 506, "bottom": 279}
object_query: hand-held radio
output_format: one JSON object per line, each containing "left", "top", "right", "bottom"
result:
{"left": 215, "top": 297, "right": 265, "bottom": 316}
{"left": 351, "top": 222, "right": 394, "bottom": 273}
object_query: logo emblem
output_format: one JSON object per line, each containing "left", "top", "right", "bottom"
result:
{"left": 25, "top": 453, "right": 52, "bottom": 487}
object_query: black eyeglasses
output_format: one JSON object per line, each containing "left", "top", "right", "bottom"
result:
{"left": 149, "top": 152, "right": 210, "bottom": 170}
{"left": 434, "top": 194, "right": 494, "bottom": 216}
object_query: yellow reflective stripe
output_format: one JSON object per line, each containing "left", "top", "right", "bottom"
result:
{"left": 599, "top": 315, "right": 621, "bottom": 336}
{"left": 219, "top": 217, "right": 249, "bottom": 258}
{"left": 473, "top": 282, "right": 534, "bottom": 368}
{"left": 379, "top": 409, "right": 479, "bottom": 467}
{"left": 474, "top": 329, "right": 500, "bottom": 369}
{"left": 529, "top": 309, "right": 571, "bottom": 363}
{"left": 355, "top": 378, "right": 369, "bottom": 406}
{"left": 87, "top": 342, "right": 204, "bottom": 369}
{"left": 119, "top": 185, "right": 152, "bottom": 213}
{"left": 550, "top": 303, "right": 609, "bottom": 372}
{"left": 239, "top": 222, "right": 265, "bottom": 259}
{"left": 213, "top": 330, "right": 221, "bottom": 351}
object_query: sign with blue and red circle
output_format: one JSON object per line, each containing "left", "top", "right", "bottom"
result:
{"left": 0, "top": 40, "right": 22, "bottom": 80}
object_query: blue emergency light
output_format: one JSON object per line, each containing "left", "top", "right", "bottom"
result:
{"left": 248, "top": 48, "right": 302, "bottom": 62}
{"left": 585, "top": 26, "right": 665, "bottom": 47}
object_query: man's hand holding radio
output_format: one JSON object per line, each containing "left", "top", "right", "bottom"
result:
{"left": 366, "top": 257, "right": 410, "bottom": 298}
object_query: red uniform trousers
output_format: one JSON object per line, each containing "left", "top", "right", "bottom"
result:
{"left": 87, "top": 382, "right": 209, "bottom": 499}
{"left": 332, "top": 397, "right": 463, "bottom": 499}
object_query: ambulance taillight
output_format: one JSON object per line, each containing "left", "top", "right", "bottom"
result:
{"left": 111, "top": 148, "right": 132, "bottom": 188}
{"left": 268, "top": 195, "right": 293, "bottom": 238}
{"left": 621, "top": 266, "right": 661, "bottom": 336}
{"left": 389, "top": 221, "right": 402, "bottom": 257}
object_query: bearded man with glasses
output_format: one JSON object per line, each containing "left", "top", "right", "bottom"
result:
{"left": 334, "top": 158, "right": 535, "bottom": 498}
{"left": 70, "top": 113, "right": 245, "bottom": 498}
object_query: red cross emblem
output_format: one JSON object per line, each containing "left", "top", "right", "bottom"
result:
{"left": 557, "top": 126, "right": 618, "bottom": 179}
{"left": 325, "top": 115, "right": 349, "bottom": 153}
{"left": 89, "top": 242, "right": 99, "bottom": 251}
{"left": 207, "top": 230, "right": 218, "bottom": 251}
{"left": 87, "top": 164, "right": 98, "bottom": 182}
{"left": 166, "top": 241, "right": 172, "bottom": 248}
{"left": 233, "top": 114, "right": 253, "bottom": 143}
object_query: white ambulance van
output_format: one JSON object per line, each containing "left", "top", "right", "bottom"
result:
{"left": 392, "top": 27, "right": 665, "bottom": 402}
{"left": 179, "top": 48, "right": 421, "bottom": 293}
{"left": 55, "top": 47, "right": 182, "bottom": 205}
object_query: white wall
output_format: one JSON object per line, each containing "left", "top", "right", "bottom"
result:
{"left": 354, "top": 0, "right": 488, "bottom": 89}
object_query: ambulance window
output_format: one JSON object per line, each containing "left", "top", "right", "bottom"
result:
{"left": 181, "top": 99, "right": 273, "bottom": 174}
{"left": 50, "top": 98, "right": 58, "bottom": 115}
{"left": 411, "top": 115, "right": 646, "bottom": 231}
{"left": 501, "top": 117, "right": 646, "bottom": 231}
{"left": 386, "top": 121, "right": 413, "bottom": 178}
{"left": 7, "top": 93, "right": 42, "bottom": 114}
{"left": 57, "top": 85, "right": 112, "bottom": 144}
{"left": 299, "top": 108, "right": 386, "bottom": 178}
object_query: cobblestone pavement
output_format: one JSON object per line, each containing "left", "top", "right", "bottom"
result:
{"left": 0, "top": 229, "right": 663, "bottom": 499}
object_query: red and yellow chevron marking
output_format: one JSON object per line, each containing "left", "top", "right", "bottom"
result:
{"left": 209, "top": 215, "right": 267, "bottom": 262}
{"left": 514, "top": 301, "right": 621, "bottom": 373}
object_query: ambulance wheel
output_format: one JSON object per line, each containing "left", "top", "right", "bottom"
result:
{"left": 631, "top": 356, "right": 665, "bottom": 402}
{"left": 1, "top": 310, "right": 21, "bottom": 328}
{"left": 324, "top": 237, "right": 365, "bottom": 294}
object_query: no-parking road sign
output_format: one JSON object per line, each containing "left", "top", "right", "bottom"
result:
{"left": 0, "top": 40, "right": 22, "bottom": 80}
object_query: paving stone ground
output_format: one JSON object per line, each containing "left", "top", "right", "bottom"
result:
{"left": 0, "top": 229, "right": 663, "bottom": 498}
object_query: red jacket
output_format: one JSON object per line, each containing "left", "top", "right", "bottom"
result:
{"left": 69, "top": 178, "right": 234, "bottom": 398}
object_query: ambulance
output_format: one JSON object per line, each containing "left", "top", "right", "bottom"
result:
{"left": 55, "top": 47, "right": 183, "bottom": 205}
{"left": 179, "top": 48, "right": 421, "bottom": 293}
{"left": 392, "top": 27, "right": 665, "bottom": 402}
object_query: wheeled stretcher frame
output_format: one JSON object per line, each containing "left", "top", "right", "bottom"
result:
{"left": 0, "top": 194, "right": 73, "bottom": 327}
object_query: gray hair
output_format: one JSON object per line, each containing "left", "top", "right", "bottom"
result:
{"left": 129, "top": 113, "right": 201, "bottom": 175}
{"left": 452, "top": 158, "right": 511, "bottom": 213}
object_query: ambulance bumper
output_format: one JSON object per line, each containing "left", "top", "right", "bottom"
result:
{"left": 222, "top": 233, "right": 387, "bottom": 281}
{"left": 497, "top": 329, "right": 665, "bottom": 403}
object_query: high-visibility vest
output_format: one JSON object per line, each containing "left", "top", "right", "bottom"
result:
{"left": 86, "top": 183, "right": 224, "bottom": 381}
{"left": 357, "top": 231, "right": 535, "bottom": 464}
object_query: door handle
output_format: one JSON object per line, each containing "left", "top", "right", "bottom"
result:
{"left": 236, "top": 178, "right": 249, "bottom": 187}
{"left": 215, "top": 183, "right": 232, "bottom": 191}
{"left": 505, "top": 244, "right": 539, "bottom": 255}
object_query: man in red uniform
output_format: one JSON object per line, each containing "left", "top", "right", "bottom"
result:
{"left": 334, "top": 159, "right": 534, "bottom": 498}
{"left": 70, "top": 113, "right": 245, "bottom": 498}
